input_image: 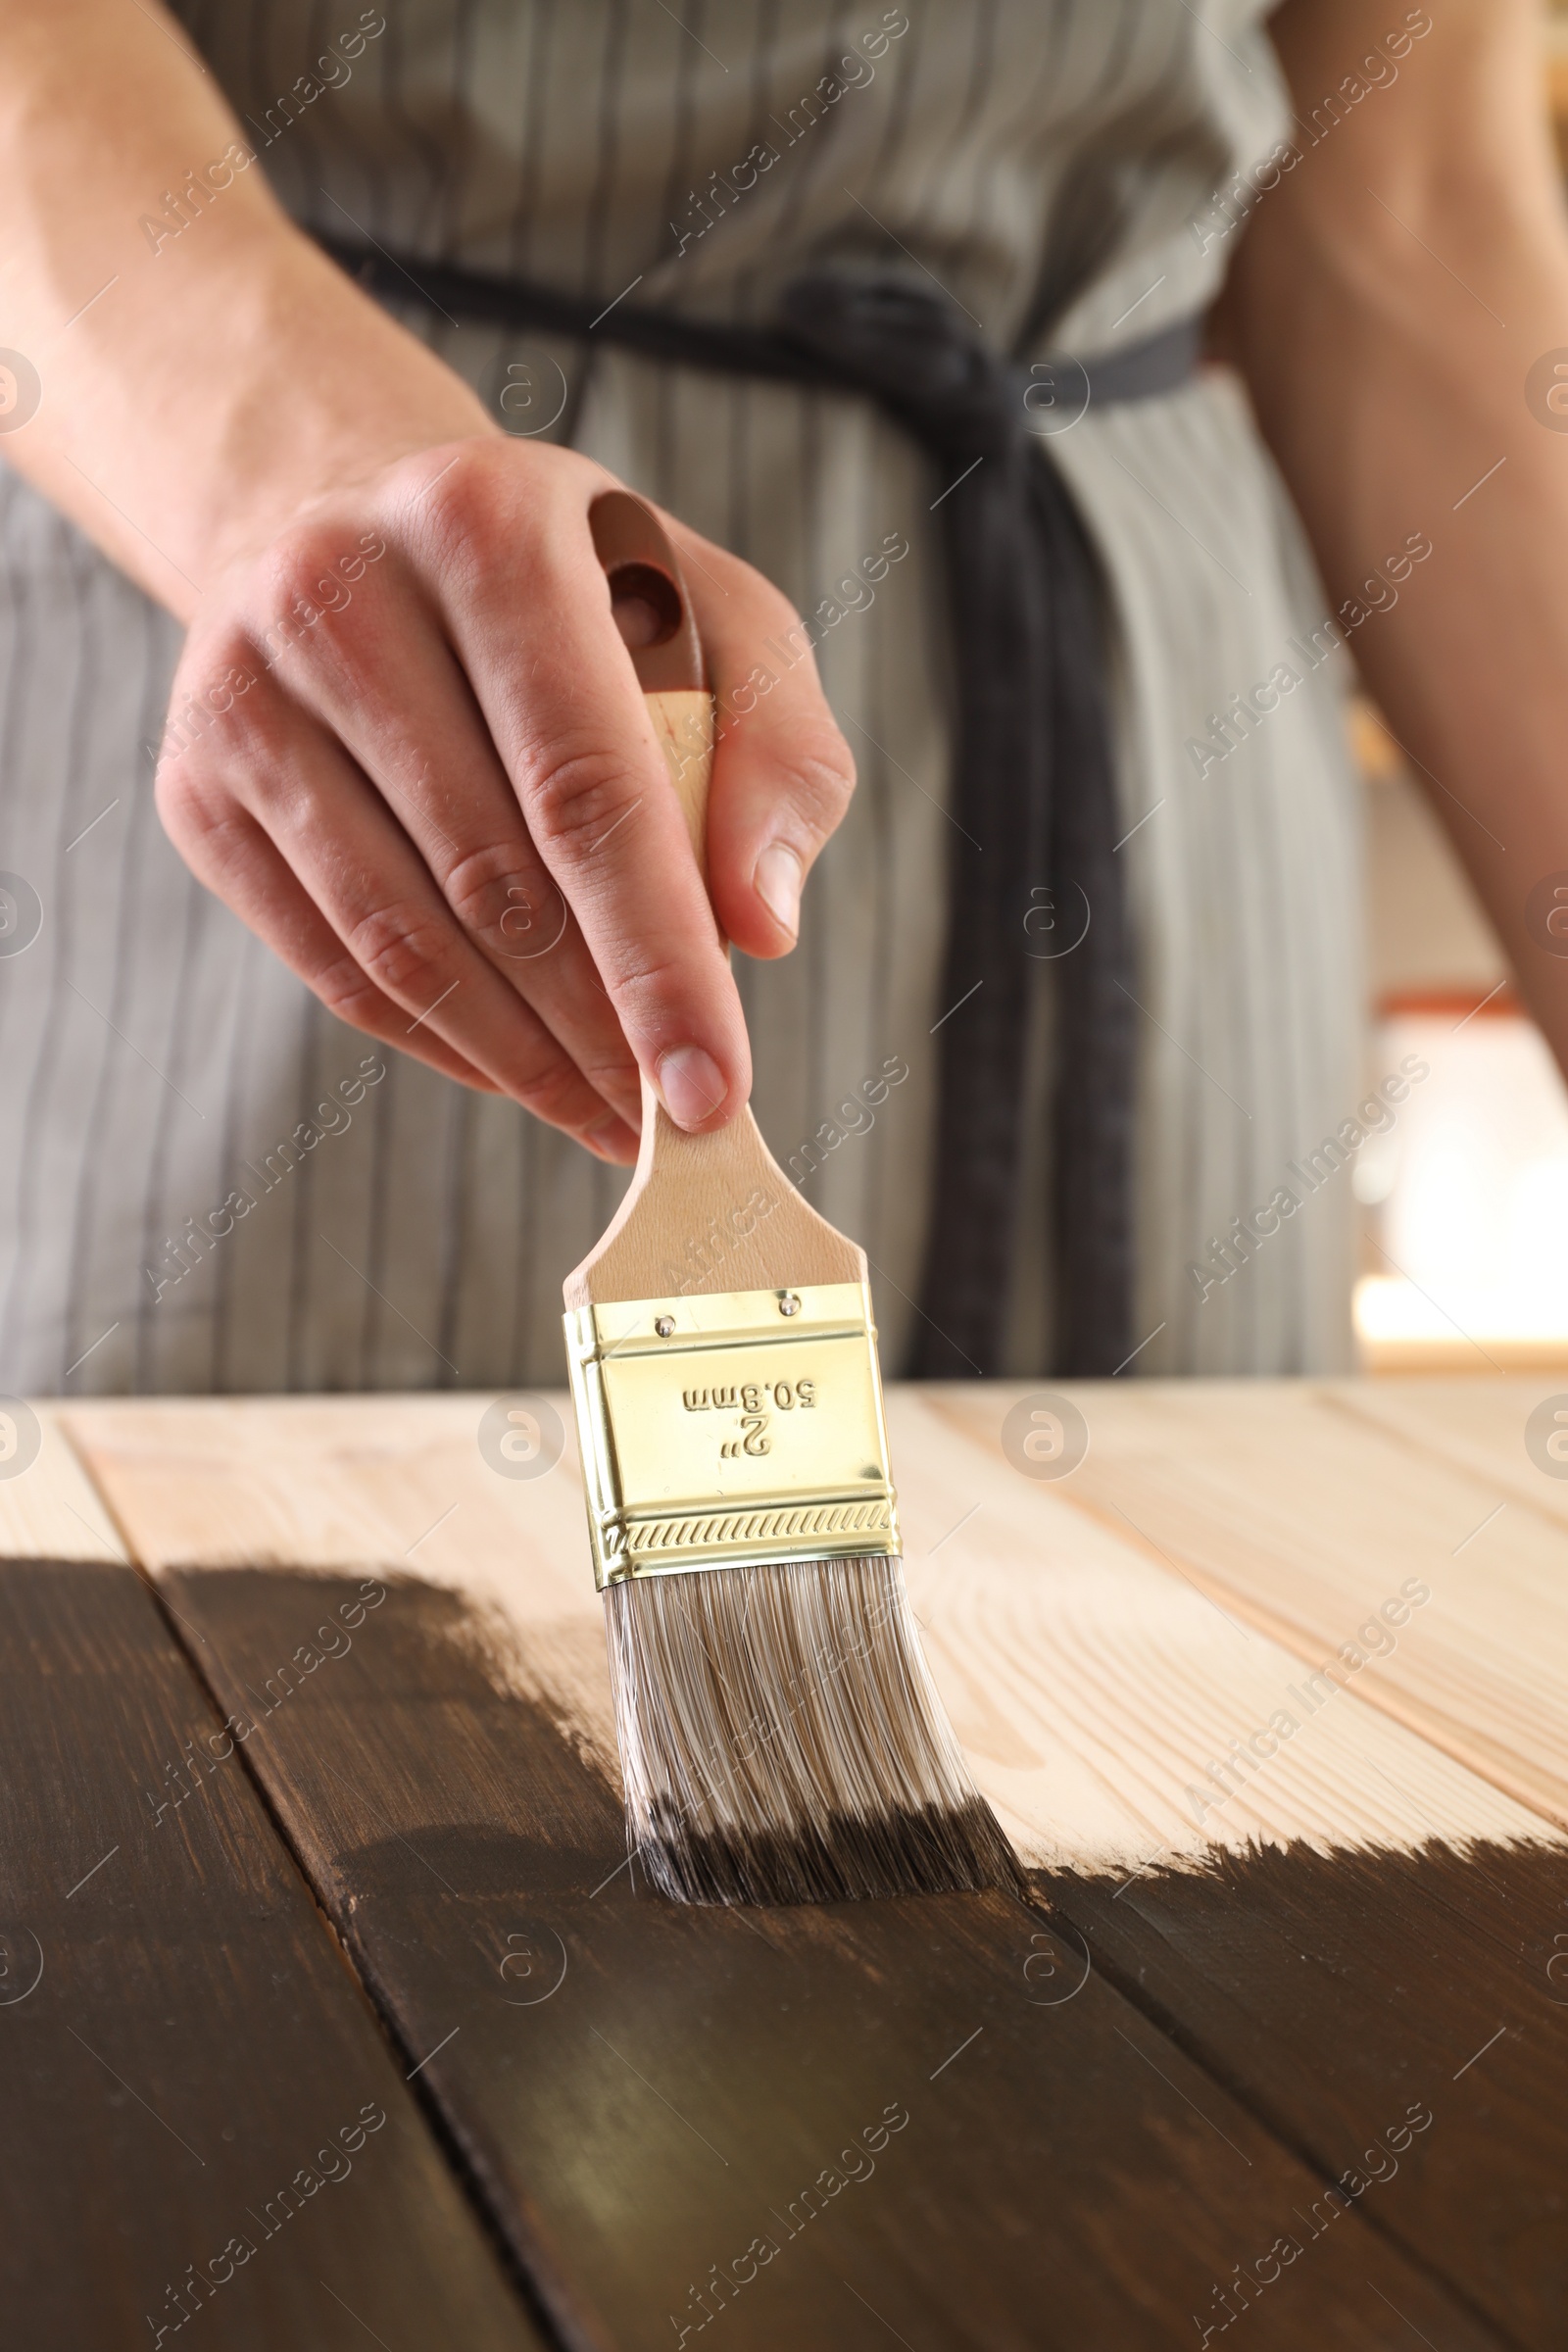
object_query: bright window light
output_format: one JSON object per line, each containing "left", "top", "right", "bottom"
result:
{"left": 1354, "top": 1005, "right": 1568, "bottom": 1365}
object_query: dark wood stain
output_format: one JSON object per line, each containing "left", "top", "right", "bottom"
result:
{"left": 0, "top": 1560, "right": 543, "bottom": 2350}
{"left": 1056, "top": 1839, "right": 1568, "bottom": 2350}
{"left": 154, "top": 1565, "right": 1522, "bottom": 2352}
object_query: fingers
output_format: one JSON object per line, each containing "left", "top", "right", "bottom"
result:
{"left": 156, "top": 710, "right": 641, "bottom": 1161}
{"left": 413, "top": 445, "right": 753, "bottom": 1131}
{"left": 241, "top": 529, "right": 644, "bottom": 1128}
{"left": 156, "top": 791, "right": 497, "bottom": 1094}
{"left": 666, "top": 520, "right": 858, "bottom": 962}
{"left": 165, "top": 439, "right": 855, "bottom": 1151}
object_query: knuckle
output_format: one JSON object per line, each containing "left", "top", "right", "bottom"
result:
{"left": 254, "top": 526, "right": 359, "bottom": 643}
{"left": 154, "top": 751, "right": 252, "bottom": 868}
{"left": 512, "top": 1055, "right": 594, "bottom": 1132}
{"left": 522, "top": 742, "right": 641, "bottom": 859}
{"left": 443, "top": 841, "right": 540, "bottom": 929}
{"left": 231, "top": 690, "right": 305, "bottom": 782}
{"left": 416, "top": 439, "right": 594, "bottom": 547}
{"left": 420, "top": 448, "right": 502, "bottom": 545}
{"left": 346, "top": 899, "right": 455, "bottom": 1002}
{"left": 159, "top": 643, "right": 271, "bottom": 767}
{"left": 416, "top": 444, "right": 560, "bottom": 565}
{"left": 574, "top": 1047, "right": 640, "bottom": 1103}
{"left": 265, "top": 525, "right": 337, "bottom": 609}
{"left": 152, "top": 756, "right": 213, "bottom": 838}
{"left": 311, "top": 949, "right": 386, "bottom": 1032}
{"left": 776, "top": 725, "right": 857, "bottom": 837}
{"left": 598, "top": 945, "right": 690, "bottom": 1031}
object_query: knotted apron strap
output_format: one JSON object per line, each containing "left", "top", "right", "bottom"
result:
{"left": 315, "top": 235, "right": 1200, "bottom": 1376}
{"left": 773, "top": 273, "right": 1068, "bottom": 1374}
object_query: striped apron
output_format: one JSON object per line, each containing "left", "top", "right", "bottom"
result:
{"left": 0, "top": 0, "right": 1362, "bottom": 1394}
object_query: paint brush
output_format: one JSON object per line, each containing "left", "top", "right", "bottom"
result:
{"left": 562, "top": 489, "right": 1022, "bottom": 1906}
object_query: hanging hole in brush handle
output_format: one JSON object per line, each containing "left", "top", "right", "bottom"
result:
{"left": 589, "top": 490, "right": 714, "bottom": 872}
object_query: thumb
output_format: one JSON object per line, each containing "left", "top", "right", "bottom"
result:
{"left": 672, "top": 525, "right": 858, "bottom": 957}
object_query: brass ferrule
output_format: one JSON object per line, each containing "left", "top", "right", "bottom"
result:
{"left": 563, "top": 1281, "right": 900, "bottom": 1589}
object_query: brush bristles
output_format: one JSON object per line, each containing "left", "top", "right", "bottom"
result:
{"left": 602, "top": 1555, "right": 1025, "bottom": 1906}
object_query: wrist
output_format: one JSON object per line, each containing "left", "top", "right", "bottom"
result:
{"left": 20, "top": 209, "right": 499, "bottom": 613}
{"left": 180, "top": 226, "right": 500, "bottom": 591}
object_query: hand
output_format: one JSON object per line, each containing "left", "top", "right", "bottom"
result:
{"left": 155, "top": 435, "right": 857, "bottom": 1160}
{"left": 0, "top": 6, "right": 855, "bottom": 1159}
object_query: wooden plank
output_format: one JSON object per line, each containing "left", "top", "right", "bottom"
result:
{"left": 892, "top": 1391, "right": 1549, "bottom": 1869}
{"left": 1056, "top": 1840, "right": 1568, "bottom": 2348}
{"left": 0, "top": 1552, "right": 542, "bottom": 2351}
{"left": 63, "top": 1391, "right": 1568, "bottom": 2344}
{"left": 931, "top": 1378, "right": 1568, "bottom": 1832}
{"left": 0, "top": 1397, "right": 126, "bottom": 1559}
{"left": 1334, "top": 1373, "right": 1568, "bottom": 1528}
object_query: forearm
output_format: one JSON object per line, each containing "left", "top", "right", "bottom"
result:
{"left": 1221, "top": 0, "right": 1568, "bottom": 1062}
{"left": 0, "top": 0, "right": 492, "bottom": 614}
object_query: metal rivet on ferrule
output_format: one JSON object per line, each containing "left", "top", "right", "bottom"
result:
{"left": 654, "top": 1315, "right": 675, "bottom": 1338}
{"left": 778, "top": 1293, "right": 802, "bottom": 1317}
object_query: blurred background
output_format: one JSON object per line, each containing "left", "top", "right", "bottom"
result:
{"left": 1351, "top": 1, "right": 1568, "bottom": 1373}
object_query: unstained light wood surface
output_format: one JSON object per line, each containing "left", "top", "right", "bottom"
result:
{"left": 921, "top": 1377, "right": 1568, "bottom": 1830}
{"left": 0, "top": 1398, "right": 125, "bottom": 1559}
{"left": 1339, "top": 1373, "right": 1568, "bottom": 1524}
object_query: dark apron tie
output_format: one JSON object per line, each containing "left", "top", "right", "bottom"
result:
{"left": 316, "top": 236, "right": 1200, "bottom": 1377}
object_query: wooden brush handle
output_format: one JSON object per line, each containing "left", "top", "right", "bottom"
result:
{"left": 564, "top": 498, "right": 864, "bottom": 1310}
